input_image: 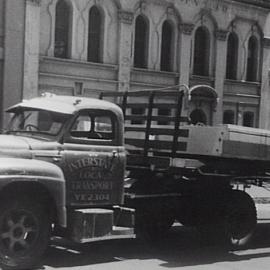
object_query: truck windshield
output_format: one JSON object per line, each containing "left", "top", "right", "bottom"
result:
{"left": 7, "top": 109, "right": 70, "bottom": 136}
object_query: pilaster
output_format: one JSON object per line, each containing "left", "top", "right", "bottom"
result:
{"left": 179, "top": 23, "right": 194, "bottom": 86}
{"left": 259, "top": 37, "right": 270, "bottom": 129}
{"left": 23, "top": 0, "right": 41, "bottom": 99}
{"left": 213, "top": 29, "right": 228, "bottom": 125}
{"left": 178, "top": 23, "right": 194, "bottom": 117}
{"left": 2, "top": 0, "right": 25, "bottom": 127}
{"left": 117, "top": 10, "right": 134, "bottom": 92}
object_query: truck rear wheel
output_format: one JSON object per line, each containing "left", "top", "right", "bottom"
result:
{"left": 223, "top": 190, "right": 257, "bottom": 247}
{"left": 198, "top": 190, "right": 257, "bottom": 248}
{"left": 0, "top": 199, "right": 51, "bottom": 270}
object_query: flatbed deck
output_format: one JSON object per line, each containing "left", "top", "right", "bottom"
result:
{"left": 100, "top": 90, "right": 270, "bottom": 177}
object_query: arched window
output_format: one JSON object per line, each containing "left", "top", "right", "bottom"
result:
{"left": 160, "top": 20, "right": 173, "bottom": 72}
{"left": 226, "top": 33, "right": 238, "bottom": 80}
{"left": 193, "top": 27, "right": 210, "bottom": 76}
{"left": 88, "top": 6, "right": 102, "bottom": 62}
{"left": 54, "top": 0, "right": 71, "bottom": 58}
{"left": 243, "top": 111, "right": 254, "bottom": 127}
{"left": 190, "top": 109, "right": 207, "bottom": 125}
{"left": 134, "top": 15, "right": 148, "bottom": 68}
{"left": 246, "top": 36, "right": 258, "bottom": 82}
{"left": 223, "top": 110, "right": 235, "bottom": 124}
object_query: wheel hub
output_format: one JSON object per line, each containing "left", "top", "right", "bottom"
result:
{"left": 0, "top": 209, "right": 38, "bottom": 255}
{"left": 13, "top": 226, "right": 25, "bottom": 239}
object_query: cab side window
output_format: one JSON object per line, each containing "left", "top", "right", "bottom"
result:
{"left": 70, "top": 111, "right": 114, "bottom": 141}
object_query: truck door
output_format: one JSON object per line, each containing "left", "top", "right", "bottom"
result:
{"left": 61, "top": 109, "right": 125, "bottom": 207}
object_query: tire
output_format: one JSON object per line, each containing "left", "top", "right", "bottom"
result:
{"left": 0, "top": 199, "right": 51, "bottom": 270}
{"left": 223, "top": 190, "right": 257, "bottom": 247}
{"left": 135, "top": 201, "right": 175, "bottom": 242}
{"left": 197, "top": 190, "right": 257, "bottom": 248}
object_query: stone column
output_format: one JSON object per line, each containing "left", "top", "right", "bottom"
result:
{"left": 178, "top": 23, "right": 194, "bottom": 118}
{"left": 259, "top": 37, "right": 270, "bottom": 129}
{"left": 179, "top": 23, "right": 194, "bottom": 87}
{"left": 117, "top": 10, "right": 134, "bottom": 92}
{"left": 213, "top": 29, "right": 228, "bottom": 126}
{"left": 2, "top": 0, "right": 26, "bottom": 128}
{"left": 23, "top": 0, "right": 41, "bottom": 99}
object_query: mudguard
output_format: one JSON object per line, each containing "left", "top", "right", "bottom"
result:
{"left": 0, "top": 157, "right": 66, "bottom": 227}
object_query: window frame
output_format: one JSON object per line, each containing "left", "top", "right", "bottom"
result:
{"left": 87, "top": 6, "right": 103, "bottom": 63}
{"left": 160, "top": 20, "right": 174, "bottom": 72}
{"left": 64, "top": 109, "right": 119, "bottom": 146}
{"left": 246, "top": 35, "right": 259, "bottom": 82}
{"left": 133, "top": 15, "right": 149, "bottom": 69}
{"left": 223, "top": 110, "right": 235, "bottom": 125}
{"left": 226, "top": 32, "right": 239, "bottom": 80}
{"left": 54, "top": 0, "right": 72, "bottom": 59}
{"left": 193, "top": 26, "right": 210, "bottom": 77}
{"left": 243, "top": 111, "right": 255, "bottom": 127}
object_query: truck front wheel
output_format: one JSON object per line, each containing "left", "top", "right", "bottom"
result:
{"left": 0, "top": 199, "right": 51, "bottom": 270}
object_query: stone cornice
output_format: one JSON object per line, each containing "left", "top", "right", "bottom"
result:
{"left": 118, "top": 10, "right": 134, "bottom": 24}
{"left": 179, "top": 23, "right": 195, "bottom": 35}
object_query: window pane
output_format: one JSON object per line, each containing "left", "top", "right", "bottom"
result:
{"left": 9, "top": 110, "right": 67, "bottom": 135}
{"left": 71, "top": 115, "right": 91, "bottom": 131}
{"left": 95, "top": 116, "right": 112, "bottom": 133}
{"left": 223, "top": 110, "right": 235, "bottom": 124}
{"left": 160, "top": 21, "right": 173, "bottom": 72}
{"left": 246, "top": 36, "right": 258, "bottom": 82}
{"left": 134, "top": 16, "right": 148, "bottom": 68}
{"left": 193, "top": 27, "right": 209, "bottom": 76}
{"left": 243, "top": 112, "right": 254, "bottom": 127}
{"left": 226, "top": 33, "right": 238, "bottom": 80}
{"left": 71, "top": 113, "right": 114, "bottom": 140}
{"left": 54, "top": 0, "right": 70, "bottom": 58}
{"left": 88, "top": 6, "right": 102, "bottom": 62}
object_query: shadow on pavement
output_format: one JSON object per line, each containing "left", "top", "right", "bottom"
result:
{"left": 41, "top": 222, "right": 270, "bottom": 269}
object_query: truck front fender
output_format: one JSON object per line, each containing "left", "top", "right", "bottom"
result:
{"left": 0, "top": 158, "right": 66, "bottom": 227}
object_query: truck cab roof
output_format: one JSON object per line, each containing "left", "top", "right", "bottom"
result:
{"left": 6, "top": 93, "right": 123, "bottom": 119}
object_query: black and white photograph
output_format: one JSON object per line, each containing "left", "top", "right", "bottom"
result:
{"left": 1, "top": 0, "right": 270, "bottom": 269}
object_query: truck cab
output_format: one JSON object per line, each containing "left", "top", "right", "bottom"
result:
{"left": 0, "top": 94, "right": 128, "bottom": 269}
{"left": 5, "top": 94, "right": 126, "bottom": 207}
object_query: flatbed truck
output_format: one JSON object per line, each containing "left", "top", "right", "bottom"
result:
{"left": 0, "top": 89, "right": 268, "bottom": 269}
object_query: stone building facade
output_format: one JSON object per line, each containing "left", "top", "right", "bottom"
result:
{"left": 1, "top": 0, "right": 270, "bottom": 129}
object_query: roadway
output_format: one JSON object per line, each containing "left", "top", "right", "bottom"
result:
{"left": 36, "top": 186, "right": 270, "bottom": 270}
{"left": 38, "top": 204, "right": 270, "bottom": 270}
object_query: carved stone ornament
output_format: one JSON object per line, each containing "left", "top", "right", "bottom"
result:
{"left": 180, "top": 23, "right": 195, "bottom": 35}
{"left": 215, "top": 30, "right": 228, "bottom": 41}
{"left": 263, "top": 37, "right": 270, "bottom": 49}
{"left": 118, "top": 10, "right": 134, "bottom": 24}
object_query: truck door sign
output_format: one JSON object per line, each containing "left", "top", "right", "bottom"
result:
{"left": 67, "top": 155, "right": 117, "bottom": 204}
{"left": 68, "top": 156, "right": 115, "bottom": 179}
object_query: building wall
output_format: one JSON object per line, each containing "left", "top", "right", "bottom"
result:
{"left": 1, "top": 0, "right": 25, "bottom": 127}
{"left": 1, "top": 0, "right": 270, "bottom": 129}
{"left": 0, "top": 0, "right": 5, "bottom": 127}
